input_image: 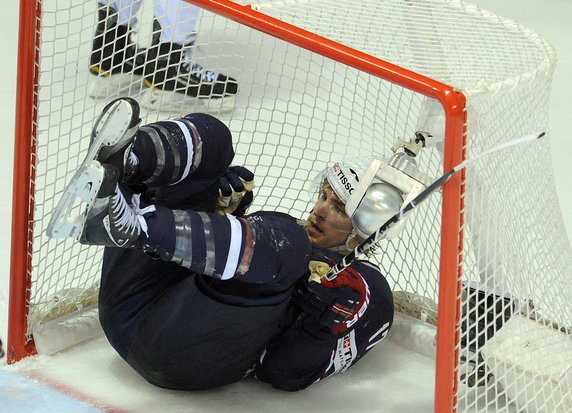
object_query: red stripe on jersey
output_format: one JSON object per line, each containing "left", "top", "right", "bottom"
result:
{"left": 235, "top": 217, "right": 254, "bottom": 276}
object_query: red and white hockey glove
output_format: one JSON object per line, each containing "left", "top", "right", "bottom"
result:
{"left": 295, "top": 264, "right": 370, "bottom": 335}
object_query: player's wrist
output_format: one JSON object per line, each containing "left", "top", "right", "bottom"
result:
{"left": 294, "top": 277, "right": 362, "bottom": 335}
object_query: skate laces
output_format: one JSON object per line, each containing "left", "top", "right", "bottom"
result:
{"left": 111, "top": 189, "right": 156, "bottom": 237}
{"left": 182, "top": 47, "right": 219, "bottom": 82}
{"left": 127, "top": 150, "right": 139, "bottom": 169}
{"left": 182, "top": 61, "right": 219, "bottom": 82}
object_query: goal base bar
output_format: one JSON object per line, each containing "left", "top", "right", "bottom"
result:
{"left": 481, "top": 314, "right": 572, "bottom": 413}
{"left": 32, "top": 306, "right": 103, "bottom": 356}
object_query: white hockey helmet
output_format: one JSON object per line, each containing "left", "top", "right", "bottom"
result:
{"left": 311, "top": 160, "right": 403, "bottom": 245}
{"left": 313, "top": 138, "right": 433, "bottom": 246}
{"left": 321, "top": 160, "right": 405, "bottom": 241}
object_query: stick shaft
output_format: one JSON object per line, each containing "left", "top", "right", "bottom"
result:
{"left": 323, "top": 132, "right": 544, "bottom": 280}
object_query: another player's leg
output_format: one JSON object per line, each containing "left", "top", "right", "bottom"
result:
{"left": 459, "top": 281, "right": 519, "bottom": 387}
{"left": 89, "top": 1, "right": 146, "bottom": 97}
{"left": 140, "top": 42, "right": 239, "bottom": 110}
{"left": 140, "top": 0, "right": 238, "bottom": 111}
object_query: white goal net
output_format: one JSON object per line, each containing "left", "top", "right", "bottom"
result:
{"left": 10, "top": 0, "right": 572, "bottom": 412}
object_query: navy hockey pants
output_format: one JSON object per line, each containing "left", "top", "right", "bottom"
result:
{"left": 97, "top": 113, "right": 311, "bottom": 390}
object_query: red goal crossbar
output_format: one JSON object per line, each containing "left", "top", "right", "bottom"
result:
{"left": 9, "top": 1, "right": 467, "bottom": 411}
{"left": 157, "top": 0, "right": 468, "bottom": 409}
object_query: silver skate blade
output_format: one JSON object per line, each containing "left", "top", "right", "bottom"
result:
{"left": 93, "top": 98, "right": 133, "bottom": 146}
{"left": 87, "top": 73, "right": 143, "bottom": 99}
{"left": 83, "top": 99, "right": 137, "bottom": 164}
{"left": 139, "top": 88, "right": 237, "bottom": 113}
{"left": 46, "top": 161, "right": 105, "bottom": 239}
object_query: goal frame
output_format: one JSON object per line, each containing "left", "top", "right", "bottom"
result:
{"left": 9, "top": 0, "right": 467, "bottom": 411}
{"left": 9, "top": 0, "right": 41, "bottom": 362}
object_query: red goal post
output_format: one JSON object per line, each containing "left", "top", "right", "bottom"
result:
{"left": 178, "top": 3, "right": 467, "bottom": 412}
{"left": 10, "top": 0, "right": 42, "bottom": 362}
{"left": 9, "top": 0, "right": 466, "bottom": 409}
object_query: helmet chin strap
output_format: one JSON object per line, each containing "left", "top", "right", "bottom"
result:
{"left": 345, "top": 230, "right": 360, "bottom": 250}
{"left": 327, "top": 230, "right": 360, "bottom": 255}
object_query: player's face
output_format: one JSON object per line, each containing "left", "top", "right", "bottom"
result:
{"left": 305, "top": 184, "right": 353, "bottom": 248}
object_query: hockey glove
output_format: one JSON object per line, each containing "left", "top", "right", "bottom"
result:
{"left": 295, "top": 263, "right": 369, "bottom": 336}
{"left": 215, "top": 166, "right": 255, "bottom": 216}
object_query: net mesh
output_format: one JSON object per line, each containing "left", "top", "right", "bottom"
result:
{"left": 13, "top": 0, "right": 572, "bottom": 412}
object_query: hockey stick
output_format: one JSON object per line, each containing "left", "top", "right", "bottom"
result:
{"left": 323, "top": 132, "right": 546, "bottom": 281}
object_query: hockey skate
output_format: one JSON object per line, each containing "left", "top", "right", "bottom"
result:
{"left": 140, "top": 42, "right": 238, "bottom": 112}
{"left": 46, "top": 98, "right": 141, "bottom": 239}
{"left": 88, "top": 6, "right": 146, "bottom": 98}
{"left": 459, "top": 281, "right": 518, "bottom": 387}
{"left": 48, "top": 160, "right": 154, "bottom": 247}
{"left": 78, "top": 165, "right": 155, "bottom": 248}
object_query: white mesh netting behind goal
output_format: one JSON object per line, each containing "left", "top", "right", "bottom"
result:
{"left": 10, "top": 0, "right": 572, "bottom": 412}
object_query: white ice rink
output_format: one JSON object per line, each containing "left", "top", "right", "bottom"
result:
{"left": 1, "top": 0, "right": 571, "bottom": 412}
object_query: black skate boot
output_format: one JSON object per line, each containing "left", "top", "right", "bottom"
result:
{"left": 141, "top": 42, "right": 238, "bottom": 110}
{"left": 459, "top": 281, "right": 518, "bottom": 387}
{"left": 89, "top": 5, "right": 145, "bottom": 97}
{"left": 46, "top": 98, "right": 143, "bottom": 239}
{"left": 461, "top": 282, "right": 518, "bottom": 354}
{"left": 78, "top": 164, "right": 155, "bottom": 247}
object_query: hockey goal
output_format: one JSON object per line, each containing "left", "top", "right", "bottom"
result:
{"left": 10, "top": 0, "right": 572, "bottom": 412}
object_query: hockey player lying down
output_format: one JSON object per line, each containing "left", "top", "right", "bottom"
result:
{"left": 47, "top": 97, "right": 417, "bottom": 391}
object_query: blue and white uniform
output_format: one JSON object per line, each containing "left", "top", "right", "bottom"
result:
{"left": 98, "top": 114, "right": 394, "bottom": 391}
{"left": 98, "top": 0, "right": 201, "bottom": 45}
